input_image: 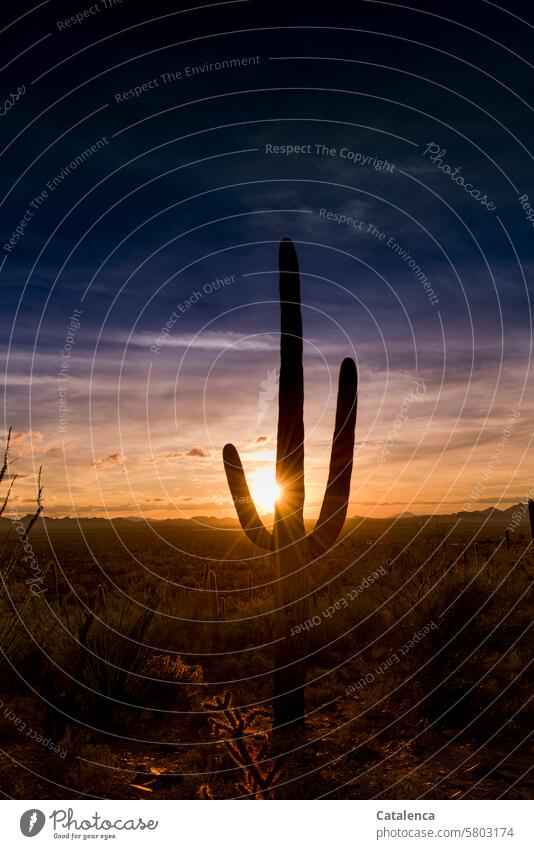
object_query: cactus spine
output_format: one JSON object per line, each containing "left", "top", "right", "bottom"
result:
{"left": 223, "top": 238, "right": 357, "bottom": 728}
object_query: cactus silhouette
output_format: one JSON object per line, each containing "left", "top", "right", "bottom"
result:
{"left": 528, "top": 498, "right": 534, "bottom": 542}
{"left": 223, "top": 238, "right": 358, "bottom": 728}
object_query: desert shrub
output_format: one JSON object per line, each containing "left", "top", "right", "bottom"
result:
{"left": 328, "top": 542, "right": 531, "bottom": 742}
{"left": 142, "top": 653, "right": 203, "bottom": 709}
{"left": 74, "top": 588, "right": 163, "bottom": 705}
{"left": 39, "top": 585, "right": 204, "bottom": 733}
{"left": 199, "top": 692, "right": 285, "bottom": 799}
{"left": 418, "top": 567, "right": 532, "bottom": 732}
{"left": 0, "top": 429, "right": 45, "bottom": 684}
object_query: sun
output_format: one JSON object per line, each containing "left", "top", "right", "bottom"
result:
{"left": 248, "top": 468, "right": 281, "bottom": 514}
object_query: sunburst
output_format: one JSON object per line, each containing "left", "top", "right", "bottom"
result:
{"left": 248, "top": 467, "right": 281, "bottom": 513}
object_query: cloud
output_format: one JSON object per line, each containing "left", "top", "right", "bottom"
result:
{"left": 127, "top": 330, "right": 279, "bottom": 352}
{"left": 2, "top": 430, "right": 58, "bottom": 458}
{"left": 7, "top": 430, "right": 45, "bottom": 447}
{"left": 186, "top": 446, "right": 211, "bottom": 458}
{"left": 93, "top": 451, "right": 125, "bottom": 469}
{"left": 176, "top": 499, "right": 232, "bottom": 511}
{"left": 3, "top": 432, "right": 80, "bottom": 463}
{"left": 2, "top": 375, "right": 59, "bottom": 387}
{"left": 255, "top": 435, "right": 269, "bottom": 443}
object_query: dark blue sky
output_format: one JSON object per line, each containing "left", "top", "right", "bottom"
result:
{"left": 2, "top": 0, "right": 534, "bottom": 517}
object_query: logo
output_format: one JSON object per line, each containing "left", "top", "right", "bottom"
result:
{"left": 20, "top": 809, "right": 45, "bottom": 837}
{"left": 257, "top": 367, "right": 279, "bottom": 424}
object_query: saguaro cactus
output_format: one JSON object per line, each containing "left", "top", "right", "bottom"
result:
{"left": 528, "top": 498, "right": 534, "bottom": 542}
{"left": 223, "top": 238, "right": 357, "bottom": 728}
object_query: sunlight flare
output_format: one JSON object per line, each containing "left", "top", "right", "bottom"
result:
{"left": 248, "top": 467, "right": 281, "bottom": 513}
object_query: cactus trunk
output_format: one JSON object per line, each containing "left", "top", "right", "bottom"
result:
{"left": 272, "top": 239, "right": 307, "bottom": 727}
{"left": 223, "top": 238, "right": 357, "bottom": 729}
{"left": 528, "top": 499, "right": 534, "bottom": 541}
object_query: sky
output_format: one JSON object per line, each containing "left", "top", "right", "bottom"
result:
{"left": 2, "top": 0, "right": 534, "bottom": 519}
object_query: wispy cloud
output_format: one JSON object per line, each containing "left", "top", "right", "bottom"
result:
{"left": 125, "top": 331, "right": 279, "bottom": 351}
{"left": 186, "top": 446, "right": 211, "bottom": 458}
{"left": 93, "top": 452, "right": 125, "bottom": 470}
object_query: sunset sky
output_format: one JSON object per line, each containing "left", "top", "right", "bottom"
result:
{"left": 2, "top": 0, "right": 534, "bottom": 519}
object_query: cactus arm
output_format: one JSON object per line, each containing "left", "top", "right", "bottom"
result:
{"left": 307, "top": 357, "right": 358, "bottom": 557}
{"left": 223, "top": 443, "right": 273, "bottom": 550}
{"left": 275, "top": 237, "right": 305, "bottom": 522}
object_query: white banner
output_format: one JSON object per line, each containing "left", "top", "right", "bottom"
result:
{"left": 2, "top": 800, "right": 532, "bottom": 848}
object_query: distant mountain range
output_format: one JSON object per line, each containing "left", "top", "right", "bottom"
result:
{"left": 0, "top": 503, "right": 530, "bottom": 531}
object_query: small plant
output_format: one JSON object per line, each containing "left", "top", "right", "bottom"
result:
{"left": 0, "top": 428, "right": 43, "bottom": 581}
{"left": 0, "top": 428, "right": 44, "bottom": 670}
{"left": 145, "top": 653, "right": 203, "bottom": 709}
{"left": 72, "top": 591, "right": 160, "bottom": 706}
{"left": 202, "top": 692, "right": 286, "bottom": 799}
